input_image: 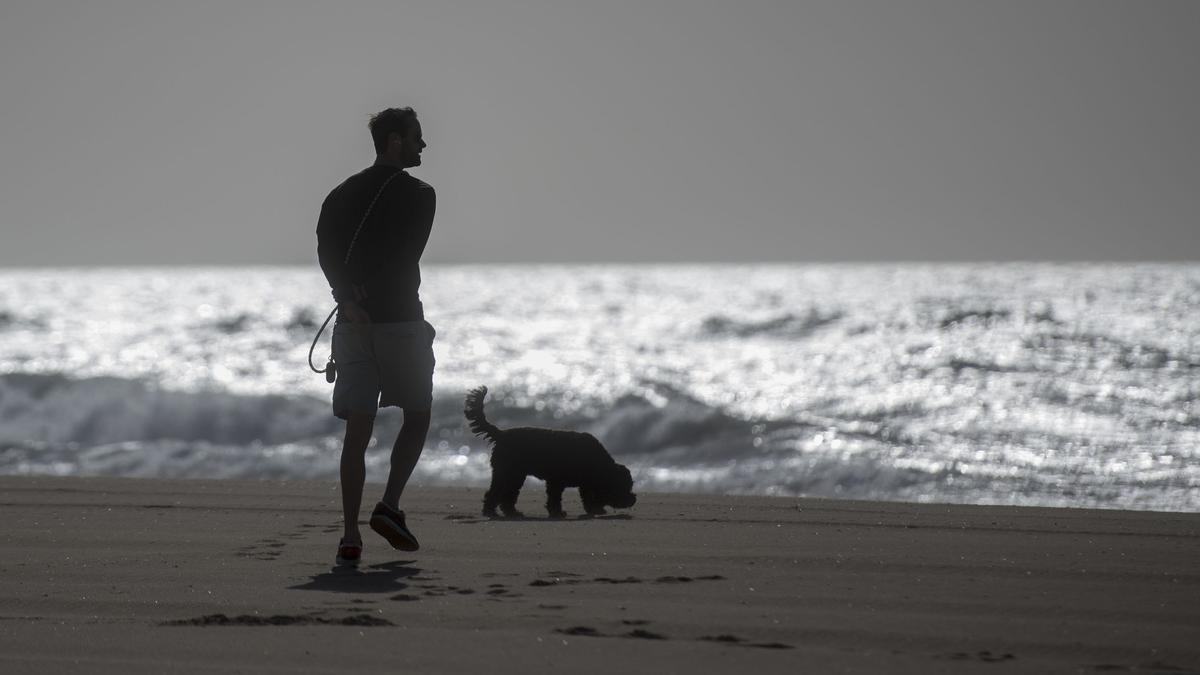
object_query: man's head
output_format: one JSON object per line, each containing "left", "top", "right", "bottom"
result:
{"left": 369, "top": 107, "right": 425, "bottom": 168}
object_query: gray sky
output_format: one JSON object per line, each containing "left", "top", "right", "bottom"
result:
{"left": 1, "top": 0, "right": 1197, "bottom": 265}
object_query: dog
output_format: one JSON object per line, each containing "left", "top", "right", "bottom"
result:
{"left": 464, "top": 386, "right": 637, "bottom": 518}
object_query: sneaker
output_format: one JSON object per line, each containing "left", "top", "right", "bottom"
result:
{"left": 335, "top": 538, "right": 362, "bottom": 565}
{"left": 369, "top": 502, "right": 420, "bottom": 551}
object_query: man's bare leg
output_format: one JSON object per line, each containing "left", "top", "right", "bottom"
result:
{"left": 381, "top": 409, "right": 431, "bottom": 508}
{"left": 340, "top": 411, "right": 376, "bottom": 542}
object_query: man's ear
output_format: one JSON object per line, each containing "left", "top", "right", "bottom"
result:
{"left": 388, "top": 131, "right": 405, "bottom": 149}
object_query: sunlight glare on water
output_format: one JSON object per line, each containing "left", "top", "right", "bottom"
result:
{"left": 0, "top": 263, "right": 1197, "bottom": 511}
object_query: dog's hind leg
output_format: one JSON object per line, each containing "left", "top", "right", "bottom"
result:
{"left": 545, "top": 482, "right": 566, "bottom": 519}
{"left": 484, "top": 467, "right": 526, "bottom": 518}
{"left": 500, "top": 478, "right": 525, "bottom": 518}
{"left": 482, "top": 484, "right": 501, "bottom": 518}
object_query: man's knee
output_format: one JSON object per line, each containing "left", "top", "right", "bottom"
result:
{"left": 344, "top": 411, "right": 376, "bottom": 448}
{"left": 401, "top": 408, "right": 431, "bottom": 431}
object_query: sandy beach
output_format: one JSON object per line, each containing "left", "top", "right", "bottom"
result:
{"left": 1, "top": 476, "right": 1197, "bottom": 674}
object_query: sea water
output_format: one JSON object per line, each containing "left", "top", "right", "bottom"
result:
{"left": 1, "top": 264, "right": 1197, "bottom": 512}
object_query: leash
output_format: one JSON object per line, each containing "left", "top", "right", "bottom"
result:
{"left": 308, "top": 169, "right": 405, "bottom": 382}
{"left": 307, "top": 305, "right": 340, "bottom": 381}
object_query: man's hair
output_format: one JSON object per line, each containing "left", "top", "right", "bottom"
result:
{"left": 369, "top": 107, "right": 419, "bottom": 155}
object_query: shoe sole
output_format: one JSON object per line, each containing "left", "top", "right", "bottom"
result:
{"left": 369, "top": 513, "right": 420, "bottom": 551}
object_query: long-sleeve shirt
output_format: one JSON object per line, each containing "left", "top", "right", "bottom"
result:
{"left": 316, "top": 165, "right": 435, "bottom": 322}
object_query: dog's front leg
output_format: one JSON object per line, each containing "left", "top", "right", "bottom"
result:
{"left": 579, "top": 487, "right": 607, "bottom": 516}
{"left": 545, "top": 482, "right": 567, "bottom": 519}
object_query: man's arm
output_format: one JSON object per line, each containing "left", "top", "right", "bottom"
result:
{"left": 315, "top": 196, "right": 371, "bottom": 322}
{"left": 403, "top": 182, "right": 436, "bottom": 261}
{"left": 316, "top": 196, "right": 353, "bottom": 301}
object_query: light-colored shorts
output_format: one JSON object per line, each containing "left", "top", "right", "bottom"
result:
{"left": 331, "top": 320, "right": 436, "bottom": 418}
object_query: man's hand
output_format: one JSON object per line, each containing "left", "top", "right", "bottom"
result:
{"left": 339, "top": 300, "right": 371, "bottom": 324}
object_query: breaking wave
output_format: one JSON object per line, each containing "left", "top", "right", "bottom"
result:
{"left": 699, "top": 309, "right": 843, "bottom": 338}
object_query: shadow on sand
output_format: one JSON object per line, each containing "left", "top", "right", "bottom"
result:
{"left": 290, "top": 560, "right": 421, "bottom": 593}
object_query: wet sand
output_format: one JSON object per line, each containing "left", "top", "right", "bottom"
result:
{"left": 1, "top": 476, "right": 1197, "bottom": 673}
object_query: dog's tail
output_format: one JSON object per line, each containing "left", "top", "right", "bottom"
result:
{"left": 464, "top": 385, "right": 502, "bottom": 444}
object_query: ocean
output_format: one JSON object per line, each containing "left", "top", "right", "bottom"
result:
{"left": 1, "top": 264, "right": 1197, "bottom": 512}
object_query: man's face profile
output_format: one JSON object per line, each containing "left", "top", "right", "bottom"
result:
{"left": 392, "top": 121, "right": 426, "bottom": 168}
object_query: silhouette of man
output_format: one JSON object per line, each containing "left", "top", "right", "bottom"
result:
{"left": 316, "top": 107, "right": 435, "bottom": 563}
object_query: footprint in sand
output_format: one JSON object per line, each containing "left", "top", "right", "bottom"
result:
{"left": 555, "top": 626, "right": 602, "bottom": 637}
{"left": 625, "top": 629, "right": 667, "bottom": 640}
{"left": 551, "top": 623, "right": 793, "bottom": 650}
{"left": 163, "top": 613, "right": 393, "bottom": 627}
{"left": 553, "top": 625, "right": 667, "bottom": 640}
{"left": 406, "top": 582, "right": 520, "bottom": 600}
{"left": 655, "top": 575, "right": 726, "bottom": 583}
{"left": 486, "top": 585, "right": 523, "bottom": 599}
{"left": 699, "top": 635, "right": 794, "bottom": 650}
{"left": 234, "top": 541, "right": 283, "bottom": 561}
{"left": 947, "top": 651, "right": 1015, "bottom": 662}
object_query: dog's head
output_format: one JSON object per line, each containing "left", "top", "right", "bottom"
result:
{"left": 601, "top": 464, "right": 637, "bottom": 509}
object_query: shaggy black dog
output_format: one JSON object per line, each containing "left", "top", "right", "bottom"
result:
{"left": 464, "top": 386, "right": 637, "bottom": 518}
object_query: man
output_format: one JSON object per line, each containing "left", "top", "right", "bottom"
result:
{"left": 316, "top": 107, "right": 435, "bottom": 564}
